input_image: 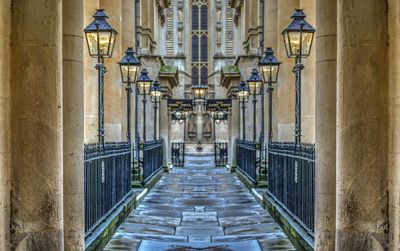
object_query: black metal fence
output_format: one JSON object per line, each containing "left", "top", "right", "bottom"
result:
{"left": 84, "top": 142, "right": 132, "bottom": 236}
{"left": 268, "top": 142, "right": 315, "bottom": 234}
{"left": 236, "top": 140, "right": 257, "bottom": 183}
{"left": 142, "top": 140, "right": 163, "bottom": 183}
{"left": 215, "top": 141, "right": 228, "bottom": 166}
{"left": 171, "top": 141, "right": 185, "bottom": 167}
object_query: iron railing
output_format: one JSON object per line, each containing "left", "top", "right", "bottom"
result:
{"left": 267, "top": 142, "right": 315, "bottom": 234}
{"left": 84, "top": 142, "right": 132, "bottom": 236}
{"left": 171, "top": 141, "right": 185, "bottom": 167}
{"left": 142, "top": 140, "right": 163, "bottom": 183}
{"left": 215, "top": 141, "right": 228, "bottom": 166}
{"left": 236, "top": 140, "right": 257, "bottom": 183}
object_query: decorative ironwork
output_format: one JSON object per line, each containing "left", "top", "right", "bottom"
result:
{"left": 215, "top": 141, "right": 228, "bottom": 166}
{"left": 142, "top": 140, "right": 164, "bottom": 183}
{"left": 171, "top": 141, "right": 185, "bottom": 167}
{"left": 236, "top": 140, "right": 257, "bottom": 183}
{"left": 84, "top": 142, "right": 132, "bottom": 236}
{"left": 267, "top": 141, "right": 315, "bottom": 234}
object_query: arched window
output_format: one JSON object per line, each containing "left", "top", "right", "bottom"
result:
{"left": 191, "top": 0, "right": 208, "bottom": 86}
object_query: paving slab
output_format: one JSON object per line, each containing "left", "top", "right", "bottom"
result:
{"left": 104, "top": 165, "right": 294, "bottom": 251}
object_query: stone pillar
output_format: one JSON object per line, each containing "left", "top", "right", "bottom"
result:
{"left": 0, "top": 1, "right": 11, "bottom": 249}
{"left": 299, "top": 0, "right": 315, "bottom": 143}
{"left": 100, "top": 0, "right": 123, "bottom": 142}
{"left": 84, "top": 0, "right": 99, "bottom": 143}
{"left": 276, "top": 0, "right": 298, "bottom": 142}
{"left": 388, "top": 0, "right": 400, "bottom": 249}
{"left": 121, "top": 0, "right": 136, "bottom": 141}
{"left": 315, "top": 0, "right": 336, "bottom": 250}
{"left": 336, "top": 0, "right": 388, "bottom": 249}
{"left": 11, "top": 0, "right": 64, "bottom": 249}
{"left": 159, "top": 98, "right": 169, "bottom": 164}
{"left": 230, "top": 97, "right": 240, "bottom": 164}
{"left": 63, "top": 0, "right": 84, "bottom": 250}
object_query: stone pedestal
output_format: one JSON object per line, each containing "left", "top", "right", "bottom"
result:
{"left": 336, "top": 0, "right": 388, "bottom": 249}
{"left": 11, "top": 0, "right": 64, "bottom": 248}
{"left": 63, "top": 0, "right": 85, "bottom": 249}
{"left": 315, "top": 0, "right": 336, "bottom": 250}
{"left": 0, "top": 0, "right": 11, "bottom": 249}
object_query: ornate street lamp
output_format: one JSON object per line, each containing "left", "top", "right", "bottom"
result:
{"left": 259, "top": 47, "right": 281, "bottom": 142}
{"left": 118, "top": 47, "right": 140, "bottom": 143}
{"left": 282, "top": 9, "right": 315, "bottom": 144}
{"left": 247, "top": 69, "right": 263, "bottom": 142}
{"left": 84, "top": 9, "right": 118, "bottom": 147}
{"left": 150, "top": 81, "right": 162, "bottom": 141}
{"left": 237, "top": 81, "right": 249, "bottom": 140}
{"left": 137, "top": 69, "right": 153, "bottom": 142}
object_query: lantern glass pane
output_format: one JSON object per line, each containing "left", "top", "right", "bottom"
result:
{"left": 85, "top": 31, "right": 114, "bottom": 57}
{"left": 120, "top": 65, "right": 139, "bottom": 83}
{"left": 151, "top": 90, "right": 162, "bottom": 102}
{"left": 237, "top": 90, "right": 249, "bottom": 102}
{"left": 248, "top": 81, "right": 262, "bottom": 95}
{"left": 138, "top": 81, "right": 151, "bottom": 95}
{"left": 287, "top": 31, "right": 314, "bottom": 57}
{"left": 261, "top": 65, "right": 279, "bottom": 83}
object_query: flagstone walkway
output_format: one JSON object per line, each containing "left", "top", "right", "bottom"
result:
{"left": 104, "top": 165, "right": 295, "bottom": 251}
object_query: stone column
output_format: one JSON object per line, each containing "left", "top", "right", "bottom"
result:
{"left": 276, "top": 0, "right": 298, "bottom": 142}
{"left": 388, "top": 0, "right": 400, "bottom": 249}
{"left": 63, "top": 0, "right": 84, "bottom": 250}
{"left": 84, "top": 0, "right": 99, "bottom": 143}
{"left": 0, "top": 1, "right": 11, "bottom": 249}
{"left": 336, "top": 0, "right": 388, "bottom": 249}
{"left": 11, "top": 0, "right": 64, "bottom": 249}
{"left": 159, "top": 98, "right": 169, "bottom": 164}
{"left": 100, "top": 0, "right": 123, "bottom": 142}
{"left": 121, "top": 0, "right": 136, "bottom": 141}
{"left": 299, "top": 0, "right": 315, "bottom": 143}
{"left": 230, "top": 96, "right": 240, "bottom": 165}
{"left": 315, "top": 0, "right": 336, "bottom": 250}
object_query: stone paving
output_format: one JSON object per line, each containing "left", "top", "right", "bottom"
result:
{"left": 104, "top": 165, "right": 295, "bottom": 251}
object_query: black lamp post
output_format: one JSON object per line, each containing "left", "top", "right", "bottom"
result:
{"left": 137, "top": 69, "right": 153, "bottom": 142}
{"left": 237, "top": 81, "right": 249, "bottom": 141}
{"left": 150, "top": 81, "right": 162, "bottom": 141}
{"left": 282, "top": 9, "right": 315, "bottom": 145}
{"left": 247, "top": 69, "right": 263, "bottom": 142}
{"left": 118, "top": 47, "right": 141, "bottom": 143}
{"left": 84, "top": 9, "right": 117, "bottom": 147}
{"left": 259, "top": 47, "right": 281, "bottom": 143}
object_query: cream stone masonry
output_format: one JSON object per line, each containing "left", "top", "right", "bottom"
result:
{"left": 121, "top": 0, "right": 136, "bottom": 142}
{"left": 101, "top": 0, "right": 123, "bottom": 142}
{"left": 63, "top": 0, "right": 85, "bottom": 250}
{"left": 276, "top": 0, "right": 298, "bottom": 142}
{"left": 11, "top": 0, "right": 64, "bottom": 249}
{"left": 299, "top": 0, "right": 315, "bottom": 144}
{"left": 84, "top": 0, "right": 100, "bottom": 143}
{"left": 388, "top": 0, "right": 400, "bottom": 249}
{"left": 336, "top": 0, "right": 388, "bottom": 249}
{"left": 0, "top": 0, "right": 11, "bottom": 249}
{"left": 315, "top": 0, "right": 336, "bottom": 250}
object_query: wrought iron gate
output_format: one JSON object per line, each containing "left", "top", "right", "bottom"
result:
{"left": 214, "top": 141, "right": 228, "bottom": 166}
{"left": 171, "top": 141, "right": 185, "bottom": 166}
